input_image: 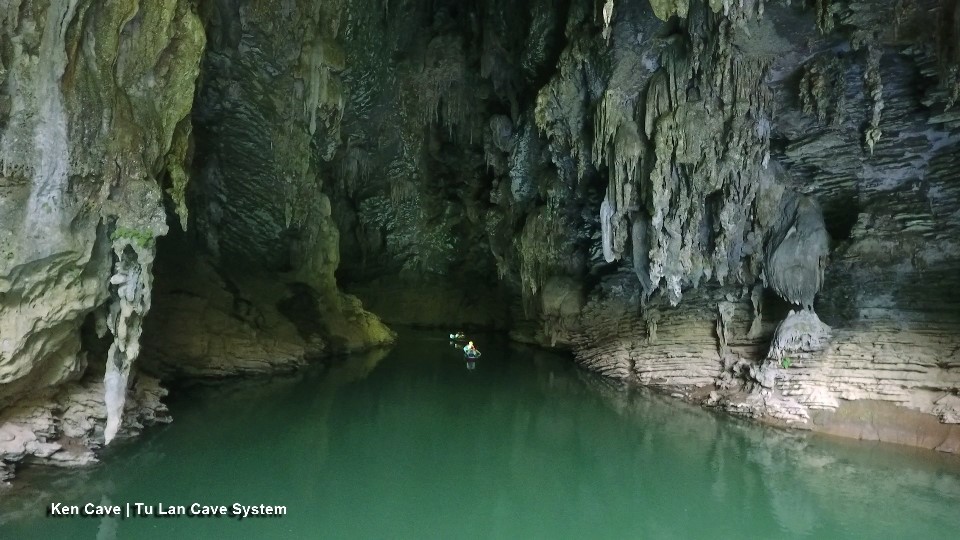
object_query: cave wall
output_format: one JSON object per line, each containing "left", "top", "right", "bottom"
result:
{"left": 0, "top": 0, "right": 205, "bottom": 479}
{"left": 323, "top": 0, "right": 529, "bottom": 328}
{"left": 2, "top": 0, "right": 960, "bottom": 481}
{"left": 560, "top": 0, "right": 960, "bottom": 442}
{"left": 191, "top": 0, "right": 343, "bottom": 281}
{"left": 0, "top": 0, "right": 397, "bottom": 482}
{"left": 321, "top": 0, "right": 960, "bottom": 445}
{"left": 138, "top": 0, "right": 395, "bottom": 380}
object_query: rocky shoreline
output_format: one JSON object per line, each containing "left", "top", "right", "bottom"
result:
{"left": 0, "top": 375, "right": 169, "bottom": 485}
{"left": 3, "top": 0, "right": 960, "bottom": 483}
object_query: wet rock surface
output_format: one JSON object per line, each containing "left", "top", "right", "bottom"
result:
{"left": 0, "top": 0, "right": 391, "bottom": 481}
{"left": 3, "top": 0, "right": 960, "bottom": 484}
{"left": 0, "top": 373, "right": 169, "bottom": 485}
{"left": 318, "top": 0, "right": 960, "bottom": 449}
{"left": 139, "top": 233, "right": 395, "bottom": 379}
{"left": 1, "top": 0, "right": 204, "bottom": 478}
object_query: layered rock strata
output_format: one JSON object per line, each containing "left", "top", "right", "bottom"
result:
{"left": 0, "top": 0, "right": 393, "bottom": 483}
{"left": 0, "top": 373, "right": 168, "bottom": 483}
{"left": 557, "top": 0, "right": 960, "bottom": 448}
{"left": 323, "top": 0, "right": 960, "bottom": 450}
{"left": 3, "top": 0, "right": 960, "bottom": 485}
{"left": 1, "top": 0, "right": 205, "bottom": 478}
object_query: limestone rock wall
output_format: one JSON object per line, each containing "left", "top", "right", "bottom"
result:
{"left": 0, "top": 0, "right": 205, "bottom": 473}
{"left": 320, "top": 0, "right": 960, "bottom": 449}
{"left": 0, "top": 0, "right": 398, "bottom": 483}
{"left": 559, "top": 0, "right": 960, "bottom": 446}
{"left": 3, "top": 0, "right": 960, "bottom": 482}
{"left": 324, "top": 0, "right": 520, "bottom": 327}
{"left": 0, "top": 373, "right": 169, "bottom": 483}
{"left": 187, "top": 0, "right": 395, "bottom": 357}
{"left": 192, "top": 0, "right": 344, "bottom": 283}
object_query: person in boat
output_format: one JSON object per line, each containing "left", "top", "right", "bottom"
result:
{"left": 463, "top": 340, "right": 481, "bottom": 359}
{"left": 449, "top": 331, "right": 465, "bottom": 341}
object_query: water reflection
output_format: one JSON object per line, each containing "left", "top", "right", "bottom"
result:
{"left": 2, "top": 331, "right": 959, "bottom": 539}
{"left": 450, "top": 338, "right": 481, "bottom": 371}
{"left": 0, "top": 347, "right": 391, "bottom": 528}
{"left": 96, "top": 496, "right": 118, "bottom": 540}
{"left": 581, "top": 375, "right": 960, "bottom": 538}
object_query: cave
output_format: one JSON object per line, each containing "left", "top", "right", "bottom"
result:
{"left": 2, "top": 0, "right": 960, "bottom": 535}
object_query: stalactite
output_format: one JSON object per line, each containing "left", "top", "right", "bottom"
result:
{"left": 338, "top": 143, "right": 370, "bottom": 196}
{"left": 601, "top": 192, "right": 616, "bottom": 262}
{"left": 716, "top": 301, "right": 735, "bottom": 358}
{"left": 815, "top": 0, "right": 834, "bottom": 33}
{"left": 517, "top": 207, "right": 579, "bottom": 316}
{"left": 409, "top": 35, "right": 471, "bottom": 132}
{"left": 518, "top": 211, "right": 549, "bottom": 309}
{"left": 641, "top": 1, "right": 771, "bottom": 305}
{"left": 165, "top": 120, "right": 193, "bottom": 231}
{"left": 301, "top": 8, "right": 346, "bottom": 138}
{"left": 643, "top": 309, "right": 660, "bottom": 344}
{"left": 102, "top": 179, "right": 169, "bottom": 444}
{"left": 602, "top": 0, "right": 614, "bottom": 41}
{"left": 594, "top": 91, "right": 644, "bottom": 190}
{"left": 649, "top": 0, "right": 689, "bottom": 21}
{"left": 594, "top": 87, "right": 643, "bottom": 266}
{"left": 863, "top": 45, "right": 884, "bottom": 154}
{"left": 747, "top": 283, "right": 763, "bottom": 338}
{"left": 632, "top": 216, "right": 654, "bottom": 298}
{"left": 389, "top": 179, "right": 418, "bottom": 204}
{"left": 763, "top": 193, "right": 829, "bottom": 309}
{"left": 386, "top": 139, "right": 421, "bottom": 204}
{"left": 103, "top": 245, "right": 149, "bottom": 444}
{"left": 799, "top": 56, "right": 847, "bottom": 126}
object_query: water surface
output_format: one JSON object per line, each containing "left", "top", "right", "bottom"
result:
{"left": 2, "top": 330, "right": 960, "bottom": 539}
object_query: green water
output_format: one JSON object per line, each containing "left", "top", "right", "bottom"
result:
{"left": 3, "top": 331, "right": 960, "bottom": 539}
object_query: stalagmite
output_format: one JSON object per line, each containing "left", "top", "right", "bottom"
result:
{"left": 766, "top": 309, "right": 832, "bottom": 361}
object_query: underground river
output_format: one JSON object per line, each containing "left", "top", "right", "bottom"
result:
{"left": 2, "top": 331, "right": 960, "bottom": 539}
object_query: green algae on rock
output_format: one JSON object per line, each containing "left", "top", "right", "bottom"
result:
{"left": 3, "top": 0, "right": 960, "bottom": 484}
{"left": 0, "top": 0, "right": 205, "bottom": 477}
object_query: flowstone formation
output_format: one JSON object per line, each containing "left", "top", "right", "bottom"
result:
{"left": 146, "top": 0, "right": 394, "bottom": 379}
{"left": 320, "top": 0, "right": 960, "bottom": 450}
{"left": 566, "top": 0, "right": 960, "bottom": 448}
{"left": 0, "top": 0, "right": 392, "bottom": 482}
{"left": 1, "top": 0, "right": 204, "bottom": 480}
{"left": 2, "top": 0, "right": 960, "bottom": 483}
{"left": 565, "top": 0, "right": 960, "bottom": 448}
